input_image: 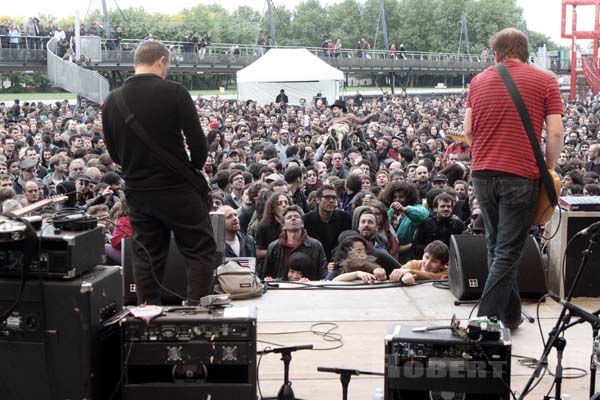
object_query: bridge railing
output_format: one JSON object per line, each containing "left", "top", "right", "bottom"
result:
{"left": 47, "top": 37, "right": 110, "bottom": 103}
{"left": 0, "top": 35, "right": 50, "bottom": 64}
{"left": 2, "top": 34, "right": 495, "bottom": 71}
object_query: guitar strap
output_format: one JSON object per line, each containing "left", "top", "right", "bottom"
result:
{"left": 495, "top": 63, "right": 558, "bottom": 208}
{"left": 112, "top": 88, "right": 210, "bottom": 203}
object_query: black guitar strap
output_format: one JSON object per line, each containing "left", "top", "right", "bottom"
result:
{"left": 112, "top": 88, "right": 210, "bottom": 201}
{"left": 495, "top": 63, "right": 558, "bottom": 207}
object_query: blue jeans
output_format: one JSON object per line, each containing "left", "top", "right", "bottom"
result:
{"left": 473, "top": 175, "right": 538, "bottom": 326}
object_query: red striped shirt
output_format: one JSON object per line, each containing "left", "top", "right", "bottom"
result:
{"left": 466, "top": 60, "right": 564, "bottom": 179}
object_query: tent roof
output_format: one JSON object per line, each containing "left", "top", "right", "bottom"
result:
{"left": 237, "top": 48, "right": 344, "bottom": 83}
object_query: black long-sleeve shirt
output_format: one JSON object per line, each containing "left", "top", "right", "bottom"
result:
{"left": 102, "top": 74, "right": 208, "bottom": 191}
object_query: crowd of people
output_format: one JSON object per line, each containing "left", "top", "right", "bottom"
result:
{"left": 0, "top": 87, "right": 599, "bottom": 283}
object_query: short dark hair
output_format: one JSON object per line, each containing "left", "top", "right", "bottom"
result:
{"left": 287, "top": 252, "right": 310, "bottom": 275}
{"left": 229, "top": 170, "right": 244, "bottom": 184}
{"left": 424, "top": 240, "right": 449, "bottom": 265}
{"left": 282, "top": 204, "right": 304, "bottom": 219}
{"left": 345, "top": 173, "right": 362, "bottom": 193}
{"left": 134, "top": 40, "right": 170, "bottom": 66}
{"left": 433, "top": 192, "right": 455, "bottom": 208}
{"left": 284, "top": 166, "right": 303, "bottom": 184}
{"left": 214, "top": 170, "right": 230, "bottom": 190}
{"left": 316, "top": 184, "right": 336, "bottom": 198}
{"left": 490, "top": 28, "right": 529, "bottom": 63}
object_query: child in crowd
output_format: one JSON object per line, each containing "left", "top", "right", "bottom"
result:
{"left": 264, "top": 252, "right": 311, "bottom": 282}
{"left": 389, "top": 240, "right": 448, "bottom": 285}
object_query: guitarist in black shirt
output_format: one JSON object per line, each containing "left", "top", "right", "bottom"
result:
{"left": 102, "top": 40, "right": 216, "bottom": 305}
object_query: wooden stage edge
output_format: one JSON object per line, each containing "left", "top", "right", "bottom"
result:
{"left": 235, "top": 282, "right": 600, "bottom": 399}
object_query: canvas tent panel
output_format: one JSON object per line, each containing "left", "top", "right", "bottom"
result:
{"left": 238, "top": 81, "right": 338, "bottom": 106}
{"left": 236, "top": 48, "right": 343, "bottom": 105}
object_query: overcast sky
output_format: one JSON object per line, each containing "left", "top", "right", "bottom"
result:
{"left": 2, "top": 0, "right": 592, "bottom": 46}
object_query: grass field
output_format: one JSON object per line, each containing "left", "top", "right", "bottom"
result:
{"left": 0, "top": 86, "right": 405, "bottom": 102}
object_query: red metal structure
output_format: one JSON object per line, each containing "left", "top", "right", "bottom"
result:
{"left": 562, "top": 0, "right": 600, "bottom": 100}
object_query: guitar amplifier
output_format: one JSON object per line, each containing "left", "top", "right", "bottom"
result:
{"left": 0, "top": 225, "right": 104, "bottom": 279}
{"left": 548, "top": 209, "right": 600, "bottom": 297}
{"left": 385, "top": 324, "right": 512, "bottom": 399}
{"left": 120, "top": 305, "right": 257, "bottom": 400}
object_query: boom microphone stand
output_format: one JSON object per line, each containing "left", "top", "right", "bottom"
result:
{"left": 317, "top": 367, "right": 384, "bottom": 400}
{"left": 519, "top": 232, "right": 597, "bottom": 399}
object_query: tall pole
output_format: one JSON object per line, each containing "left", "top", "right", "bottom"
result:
{"left": 268, "top": 0, "right": 277, "bottom": 46}
{"left": 379, "top": 0, "right": 389, "bottom": 51}
{"left": 571, "top": 5, "right": 577, "bottom": 100}
{"left": 462, "top": 12, "right": 471, "bottom": 61}
{"left": 102, "top": 0, "right": 111, "bottom": 39}
{"left": 75, "top": 9, "right": 81, "bottom": 58}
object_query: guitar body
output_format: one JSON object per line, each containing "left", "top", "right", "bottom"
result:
{"left": 533, "top": 169, "right": 560, "bottom": 225}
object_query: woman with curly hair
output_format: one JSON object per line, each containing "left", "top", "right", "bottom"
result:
{"left": 378, "top": 181, "right": 429, "bottom": 263}
{"left": 327, "top": 235, "right": 387, "bottom": 283}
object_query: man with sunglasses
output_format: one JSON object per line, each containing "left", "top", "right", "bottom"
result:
{"left": 303, "top": 184, "right": 351, "bottom": 261}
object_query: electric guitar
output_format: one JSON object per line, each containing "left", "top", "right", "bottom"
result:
{"left": 533, "top": 169, "right": 561, "bottom": 225}
{"left": 446, "top": 132, "right": 559, "bottom": 225}
{"left": 0, "top": 196, "right": 68, "bottom": 241}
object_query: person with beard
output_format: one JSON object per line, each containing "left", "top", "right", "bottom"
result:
{"left": 220, "top": 205, "right": 255, "bottom": 258}
{"left": 413, "top": 192, "right": 465, "bottom": 258}
{"left": 414, "top": 165, "right": 432, "bottom": 200}
{"left": 262, "top": 205, "right": 327, "bottom": 281}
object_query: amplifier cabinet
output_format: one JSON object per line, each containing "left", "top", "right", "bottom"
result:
{"left": 120, "top": 305, "right": 257, "bottom": 400}
{"left": 385, "top": 324, "right": 512, "bottom": 400}
{"left": 0, "top": 266, "right": 123, "bottom": 399}
{"left": 0, "top": 226, "right": 104, "bottom": 279}
{"left": 547, "top": 209, "right": 600, "bottom": 297}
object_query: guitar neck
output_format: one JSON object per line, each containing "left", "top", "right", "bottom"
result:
{"left": 12, "top": 196, "right": 68, "bottom": 217}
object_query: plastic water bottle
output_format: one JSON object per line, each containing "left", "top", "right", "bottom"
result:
{"left": 373, "top": 387, "right": 384, "bottom": 400}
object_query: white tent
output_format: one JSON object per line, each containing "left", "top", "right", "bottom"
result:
{"left": 237, "top": 48, "right": 344, "bottom": 105}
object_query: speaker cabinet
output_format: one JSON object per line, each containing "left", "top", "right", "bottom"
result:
{"left": 548, "top": 209, "right": 600, "bottom": 297}
{"left": 448, "top": 234, "right": 546, "bottom": 301}
{"left": 0, "top": 266, "right": 122, "bottom": 399}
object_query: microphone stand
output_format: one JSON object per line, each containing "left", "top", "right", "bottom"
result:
{"left": 258, "top": 344, "right": 314, "bottom": 400}
{"left": 519, "top": 236, "right": 596, "bottom": 399}
{"left": 552, "top": 297, "right": 600, "bottom": 398}
{"left": 317, "top": 367, "right": 384, "bottom": 400}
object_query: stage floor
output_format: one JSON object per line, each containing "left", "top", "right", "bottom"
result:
{"left": 237, "top": 282, "right": 600, "bottom": 399}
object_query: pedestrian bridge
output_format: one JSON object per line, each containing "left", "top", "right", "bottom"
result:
{"left": 0, "top": 36, "right": 494, "bottom": 76}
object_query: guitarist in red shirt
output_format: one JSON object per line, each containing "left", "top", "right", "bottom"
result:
{"left": 464, "top": 28, "right": 563, "bottom": 330}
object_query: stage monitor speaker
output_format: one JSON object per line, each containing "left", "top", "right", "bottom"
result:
{"left": 0, "top": 266, "right": 122, "bottom": 400}
{"left": 448, "top": 234, "right": 547, "bottom": 301}
{"left": 122, "top": 212, "right": 225, "bottom": 305}
{"left": 548, "top": 209, "right": 600, "bottom": 297}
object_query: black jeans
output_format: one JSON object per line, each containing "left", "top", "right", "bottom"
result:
{"left": 473, "top": 175, "right": 538, "bottom": 326}
{"left": 126, "top": 187, "right": 216, "bottom": 305}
